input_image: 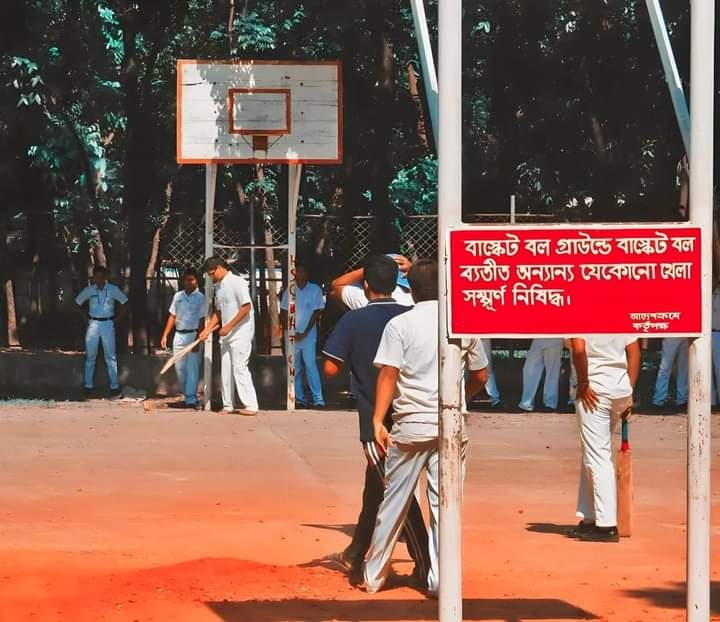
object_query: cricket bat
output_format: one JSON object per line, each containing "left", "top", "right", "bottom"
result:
{"left": 160, "top": 327, "right": 217, "bottom": 375}
{"left": 616, "top": 414, "right": 633, "bottom": 538}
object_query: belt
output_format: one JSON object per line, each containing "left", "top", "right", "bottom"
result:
{"left": 176, "top": 329, "right": 197, "bottom": 334}
{"left": 90, "top": 316, "right": 114, "bottom": 321}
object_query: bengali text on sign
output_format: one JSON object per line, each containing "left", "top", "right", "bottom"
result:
{"left": 447, "top": 226, "right": 701, "bottom": 337}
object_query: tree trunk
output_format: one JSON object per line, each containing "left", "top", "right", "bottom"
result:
{"left": 4, "top": 278, "right": 18, "bottom": 347}
{"left": 407, "top": 62, "right": 430, "bottom": 153}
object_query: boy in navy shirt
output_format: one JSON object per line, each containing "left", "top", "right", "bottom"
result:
{"left": 323, "top": 255, "right": 429, "bottom": 585}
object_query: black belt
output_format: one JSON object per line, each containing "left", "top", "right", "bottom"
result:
{"left": 176, "top": 329, "right": 197, "bottom": 334}
{"left": 90, "top": 316, "right": 114, "bottom": 321}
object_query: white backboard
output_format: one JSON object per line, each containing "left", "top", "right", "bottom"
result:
{"left": 177, "top": 60, "right": 342, "bottom": 164}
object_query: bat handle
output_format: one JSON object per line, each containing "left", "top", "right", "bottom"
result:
{"left": 621, "top": 418, "right": 630, "bottom": 451}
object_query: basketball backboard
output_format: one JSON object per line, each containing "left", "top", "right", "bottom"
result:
{"left": 176, "top": 60, "right": 342, "bottom": 164}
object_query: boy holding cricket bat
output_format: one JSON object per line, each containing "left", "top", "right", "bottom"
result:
{"left": 569, "top": 337, "right": 640, "bottom": 542}
{"left": 160, "top": 268, "right": 205, "bottom": 409}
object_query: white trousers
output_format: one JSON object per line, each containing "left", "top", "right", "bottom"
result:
{"left": 652, "top": 337, "right": 688, "bottom": 406}
{"left": 220, "top": 334, "right": 259, "bottom": 411}
{"left": 519, "top": 338, "right": 562, "bottom": 410}
{"left": 364, "top": 433, "right": 468, "bottom": 595}
{"left": 481, "top": 339, "right": 501, "bottom": 404}
{"left": 173, "top": 332, "right": 201, "bottom": 405}
{"left": 84, "top": 320, "right": 119, "bottom": 390}
{"left": 575, "top": 393, "right": 632, "bottom": 527}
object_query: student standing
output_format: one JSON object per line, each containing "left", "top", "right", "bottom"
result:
{"left": 518, "top": 338, "right": 563, "bottom": 412}
{"left": 281, "top": 262, "right": 325, "bottom": 408}
{"left": 651, "top": 337, "right": 688, "bottom": 410}
{"left": 331, "top": 254, "right": 414, "bottom": 309}
{"left": 75, "top": 265, "right": 128, "bottom": 397}
{"left": 362, "top": 260, "right": 488, "bottom": 596}
{"left": 569, "top": 336, "right": 640, "bottom": 543}
{"left": 160, "top": 268, "right": 205, "bottom": 409}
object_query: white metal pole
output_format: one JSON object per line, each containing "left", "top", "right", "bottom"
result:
{"left": 409, "top": 0, "right": 439, "bottom": 141}
{"left": 286, "top": 163, "right": 302, "bottom": 412}
{"left": 687, "top": 0, "right": 714, "bottom": 619}
{"left": 249, "top": 189, "right": 257, "bottom": 351}
{"left": 203, "top": 164, "right": 218, "bottom": 411}
{"left": 644, "top": 0, "right": 691, "bottom": 155}
{"left": 437, "top": 0, "right": 463, "bottom": 619}
{"left": 510, "top": 194, "right": 516, "bottom": 225}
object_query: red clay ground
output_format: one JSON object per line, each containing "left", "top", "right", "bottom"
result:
{"left": 0, "top": 402, "right": 718, "bottom": 622}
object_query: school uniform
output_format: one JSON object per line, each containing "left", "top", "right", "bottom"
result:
{"left": 281, "top": 281, "right": 325, "bottom": 406}
{"left": 168, "top": 288, "right": 205, "bottom": 405}
{"left": 341, "top": 284, "right": 414, "bottom": 310}
{"left": 518, "top": 338, "right": 563, "bottom": 411}
{"left": 75, "top": 283, "right": 128, "bottom": 390}
{"left": 574, "top": 337, "right": 636, "bottom": 528}
{"left": 652, "top": 337, "right": 688, "bottom": 407}
{"left": 214, "top": 272, "right": 258, "bottom": 412}
{"left": 362, "top": 300, "right": 488, "bottom": 595}
{"left": 323, "top": 298, "right": 428, "bottom": 581}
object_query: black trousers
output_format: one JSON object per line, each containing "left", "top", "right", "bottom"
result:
{"left": 343, "top": 441, "right": 430, "bottom": 579}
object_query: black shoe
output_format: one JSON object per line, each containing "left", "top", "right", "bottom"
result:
{"left": 313, "top": 403, "right": 326, "bottom": 410}
{"left": 568, "top": 520, "right": 596, "bottom": 538}
{"left": 83, "top": 387, "right": 94, "bottom": 399}
{"left": 109, "top": 388, "right": 123, "bottom": 400}
{"left": 577, "top": 525, "right": 619, "bottom": 543}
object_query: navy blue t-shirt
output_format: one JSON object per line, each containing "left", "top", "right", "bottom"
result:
{"left": 322, "top": 299, "right": 410, "bottom": 442}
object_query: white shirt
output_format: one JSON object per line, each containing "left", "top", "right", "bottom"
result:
{"left": 575, "top": 336, "right": 637, "bottom": 399}
{"left": 374, "top": 300, "right": 488, "bottom": 433}
{"left": 341, "top": 284, "right": 414, "bottom": 310}
{"left": 280, "top": 281, "right": 324, "bottom": 340}
{"left": 75, "top": 283, "right": 127, "bottom": 318}
{"left": 169, "top": 288, "right": 205, "bottom": 331}
{"left": 214, "top": 272, "right": 253, "bottom": 340}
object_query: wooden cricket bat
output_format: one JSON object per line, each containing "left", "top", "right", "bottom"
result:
{"left": 160, "top": 327, "right": 216, "bottom": 375}
{"left": 616, "top": 414, "right": 633, "bottom": 538}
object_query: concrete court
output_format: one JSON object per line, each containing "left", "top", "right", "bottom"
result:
{"left": 0, "top": 401, "right": 718, "bottom": 622}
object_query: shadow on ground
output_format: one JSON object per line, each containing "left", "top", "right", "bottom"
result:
{"left": 623, "top": 581, "right": 720, "bottom": 614}
{"left": 525, "top": 523, "right": 575, "bottom": 536}
{"left": 206, "top": 597, "right": 597, "bottom": 622}
{"left": 301, "top": 523, "right": 356, "bottom": 537}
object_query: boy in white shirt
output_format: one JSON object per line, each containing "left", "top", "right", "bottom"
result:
{"left": 330, "top": 254, "right": 414, "bottom": 309}
{"left": 74, "top": 265, "right": 128, "bottom": 397}
{"left": 160, "top": 268, "right": 205, "bottom": 409}
{"left": 363, "top": 259, "right": 488, "bottom": 596}
{"left": 199, "top": 257, "right": 259, "bottom": 415}
{"left": 569, "top": 336, "right": 640, "bottom": 542}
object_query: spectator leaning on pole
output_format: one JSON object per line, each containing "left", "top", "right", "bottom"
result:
{"left": 280, "top": 260, "right": 325, "bottom": 409}
{"left": 74, "top": 265, "right": 128, "bottom": 398}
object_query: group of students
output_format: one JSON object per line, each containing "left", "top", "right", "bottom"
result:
{"left": 319, "top": 254, "right": 638, "bottom": 599}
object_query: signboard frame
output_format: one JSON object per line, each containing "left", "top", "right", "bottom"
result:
{"left": 446, "top": 222, "right": 702, "bottom": 339}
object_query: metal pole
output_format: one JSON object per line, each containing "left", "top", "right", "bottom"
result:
{"left": 409, "top": 0, "right": 439, "bottom": 140}
{"left": 510, "top": 194, "right": 516, "bottom": 225}
{"left": 249, "top": 191, "right": 257, "bottom": 351}
{"left": 644, "top": 0, "right": 691, "bottom": 154}
{"left": 203, "top": 164, "right": 217, "bottom": 411}
{"left": 437, "top": 0, "right": 463, "bottom": 619}
{"left": 687, "top": 0, "right": 714, "bottom": 618}
{"left": 286, "top": 163, "right": 302, "bottom": 412}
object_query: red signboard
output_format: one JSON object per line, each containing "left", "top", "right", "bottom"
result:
{"left": 447, "top": 225, "right": 702, "bottom": 337}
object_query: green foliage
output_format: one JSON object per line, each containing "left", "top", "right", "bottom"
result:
{"left": 389, "top": 156, "right": 437, "bottom": 215}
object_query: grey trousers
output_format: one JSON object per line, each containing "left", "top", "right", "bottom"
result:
{"left": 364, "top": 436, "right": 458, "bottom": 594}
